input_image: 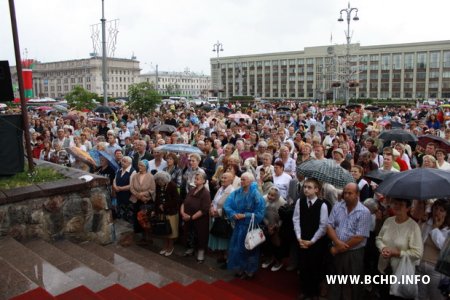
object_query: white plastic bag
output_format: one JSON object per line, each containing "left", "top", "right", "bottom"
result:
{"left": 244, "top": 213, "right": 266, "bottom": 250}
{"left": 390, "top": 255, "right": 418, "bottom": 298}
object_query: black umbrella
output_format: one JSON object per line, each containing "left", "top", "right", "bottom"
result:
{"left": 346, "top": 104, "right": 362, "bottom": 109}
{"left": 200, "top": 105, "right": 214, "bottom": 112}
{"left": 364, "top": 106, "right": 380, "bottom": 111}
{"left": 375, "top": 168, "right": 450, "bottom": 200}
{"left": 151, "top": 124, "right": 177, "bottom": 133}
{"left": 94, "top": 105, "right": 113, "bottom": 114}
{"left": 365, "top": 169, "right": 394, "bottom": 184}
{"left": 418, "top": 135, "right": 450, "bottom": 153}
{"left": 390, "top": 121, "right": 404, "bottom": 129}
{"left": 218, "top": 106, "right": 232, "bottom": 114}
{"left": 277, "top": 106, "right": 291, "bottom": 111}
{"left": 378, "top": 129, "right": 418, "bottom": 143}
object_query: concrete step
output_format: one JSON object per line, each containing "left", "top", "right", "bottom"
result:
{"left": 0, "top": 237, "right": 79, "bottom": 296}
{"left": 52, "top": 240, "right": 171, "bottom": 288}
{"left": 22, "top": 239, "right": 114, "bottom": 292}
{"left": 80, "top": 241, "right": 195, "bottom": 285}
{"left": 0, "top": 256, "right": 38, "bottom": 300}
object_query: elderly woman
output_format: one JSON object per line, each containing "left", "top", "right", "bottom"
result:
{"left": 154, "top": 171, "right": 180, "bottom": 257}
{"left": 276, "top": 145, "right": 296, "bottom": 178}
{"left": 130, "top": 159, "right": 156, "bottom": 243}
{"left": 422, "top": 155, "right": 437, "bottom": 168}
{"left": 163, "top": 152, "right": 182, "bottom": 188}
{"left": 113, "top": 156, "right": 135, "bottom": 223}
{"left": 261, "top": 186, "right": 287, "bottom": 272}
{"left": 208, "top": 172, "right": 235, "bottom": 267}
{"left": 417, "top": 199, "right": 450, "bottom": 300}
{"left": 376, "top": 198, "right": 423, "bottom": 299}
{"left": 225, "top": 163, "right": 241, "bottom": 189}
{"left": 224, "top": 172, "right": 266, "bottom": 279}
{"left": 180, "top": 172, "right": 211, "bottom": 263}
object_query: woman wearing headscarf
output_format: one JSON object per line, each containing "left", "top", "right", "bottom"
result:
{"left": 154, "top": 171, "right": 180, "bottom": 257}
{"left": 208, "top": 172, "right": 235, "bottom": 267}
{"left": 224, "top": 172, "right": 266, "bottom": 279}
{"left": 129, "top": 159, "right": 156, "bottom": 244}
{"left": 417, "top": 199, "right": 450, "bottom": 300}
{"left": 180, "top": 171, "right": 211, "bottom": 263}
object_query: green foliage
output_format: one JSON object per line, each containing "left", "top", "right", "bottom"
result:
{"left": 0, "top": 166, "right": 65, "bottom": 189}
{"left": 65, "top": 86, "right": 98, "bottom": 110}
{"left": 127, "top": 82, "right": 162, "bottom": 117}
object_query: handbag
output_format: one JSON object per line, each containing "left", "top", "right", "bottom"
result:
{"left": 244, "top": 213, "right": 266, "bottom": 250}
{"left": 210, "top": 217, "right": 233, "bottom": 239}
{"left": 390, "top": 255, "right": 418, "bottom": 298}
{"left": 150, "top": 214, "right": 172, "bottom": 236}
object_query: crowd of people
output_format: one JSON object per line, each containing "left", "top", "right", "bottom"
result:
{"left": 23, "top": 99, "right": 450, "bottom": 300}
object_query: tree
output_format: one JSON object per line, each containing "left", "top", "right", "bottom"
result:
{"left": 127, "top": 82, "right": 161, "bottom": 117}
{"left": 65, "top": 86, "right": 98, "bottom": 110}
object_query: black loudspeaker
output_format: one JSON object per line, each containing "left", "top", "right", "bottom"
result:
{"left": 0, "top": 115, "right": 24, "bottom": 175}
{"left": 0, "top": 61, "right": 14, "bottom": 102}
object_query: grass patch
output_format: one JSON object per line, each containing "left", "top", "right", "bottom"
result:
{"left": 0, "top": 166, "right": 66, "bottom": 189}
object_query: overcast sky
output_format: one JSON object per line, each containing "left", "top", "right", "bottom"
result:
{"left": 1, "top": 0, "right": 449, "bottom": 75}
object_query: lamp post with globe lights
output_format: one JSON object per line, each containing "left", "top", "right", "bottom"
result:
{"left": 212, "top": 41, "right": 224, "bottom": 98}
{"left": 338, "top": 3, "right": 359, "bottom": 106}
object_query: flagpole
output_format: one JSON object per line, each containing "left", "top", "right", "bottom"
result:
{"left": 8, "top": 0, "right": 34, "bottom": 172}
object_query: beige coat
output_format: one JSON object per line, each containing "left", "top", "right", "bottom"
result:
{"left": 129, "top": 172, "right": 156, "bottom": 203}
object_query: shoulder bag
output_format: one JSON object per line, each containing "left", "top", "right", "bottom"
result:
{"left": 245, "top": 213, "right": 266, "bottom": 250}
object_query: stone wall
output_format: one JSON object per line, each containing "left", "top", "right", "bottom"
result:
{"left": 0, "top": 160, "right": 114, "bottom": 245}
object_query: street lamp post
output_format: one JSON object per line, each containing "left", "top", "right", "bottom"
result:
{"left": 212, "top": 41, "right": 224, "bottom": 98}
{"left": 101, "top": 0, "right": 108, "bottom": 106}
{"left": 338, "top": 2, "right": 359, "bottom": 106}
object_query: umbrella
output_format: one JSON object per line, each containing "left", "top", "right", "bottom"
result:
{"left": 346, "top": 104, "right": 362, "bottom": 109}
{"left": 390, "top": 121, "right": 404, "bottom": 129}
{"left": 440, "top": 104, "right": 450, "bottom": 109}
{"left": 154, "top": 144, "right": 203, "bottom": 155}
{"left": 98, "top": 150, "right": 120, "bottom": 172}
{"left": 277, "top": 106, "right": 291, "bottom": 111}
{"left": 276, "top": 111, "right": 291, "bottom": 116}
{"left": 365, "top": 169, "right": 394, "bottom": 184}
{"left": 53, "top": 104, "right": 68, "bottom": 112}
{"left": 200, "top": 105, "right": 214, "bottom": 112}
{"left": 375, "top": 168, "right": 450, "bottom": 200}
{"left": 151, "top": 124, "right": 177, "bottom": 133}
{"left": 297, "top": 159, "right": 354, "bottom": 189}
{"left": 378, "top": 129, "right": 418, "bottom": 143}
{"left": 218, "top": 106, "right": 232, "bottom": 114}
{"left": 66, "top": 147, "right": 96, "bottom": 166}
{"left": 364, "top": 106, "right": 380, "bottom": 111}
{"left": 94, "top": 105, "right": 114, "bottom": 114}
{"left": 89, "top": 149, "right": 101, "bottom": 166}
{"left": 62, "top": 115, "right": 79, "bottom": 121}
{"left": 37, "top": 106, "right": 53, "bottom": 111}
{"left": 88, "top": 117, "right": 108, "bottom": 123}
{"left": 418, "top": 135, "right": 450, "bottom": 153}
{"left": 228, "top": 113, "right": 251, "bottom": 120}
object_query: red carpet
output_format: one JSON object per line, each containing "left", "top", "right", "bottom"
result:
{"left": 10, "top": 287, "right": 55, "bottom": 300}
{"left": 161, "top": 282, "right": 213, "bottom": 300}
{"left": 212, "top": 280, "right": 267, "bottom": 300}
{"left": 97, "top": 284, "right": 145, "bottom": 300}
{"left": 188, "top": 280, "right": 243, "bottom": 300}
{"left": 251, "top": 268, "right": 298, "bottom": 298}
{"left": 132, "top": 283, "right": 180, "bottom": 300}
{"left": 230, "top": 277, "right": 294, "bottom": 300}
{"left": 56, "top": 286, "right": 103, "bottom": 300}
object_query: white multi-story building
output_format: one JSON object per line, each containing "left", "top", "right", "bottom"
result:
{"left": 211, "top": 40, "right": 450, "bottom": 100}
{"left": 140, "top": 70, "right": 211, "bottom": 97}
{"left": 10, "top": 57, "right": 140, "bottom": 99}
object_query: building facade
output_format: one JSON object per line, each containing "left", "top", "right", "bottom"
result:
{"left": 10, "top": 57, "right": 141, "bottom": 99}
{"left": 210, "top": 40, "right": 450, "bottom": 100}
{"left": 139, "top": 70, "right": 211, "bottom": 97}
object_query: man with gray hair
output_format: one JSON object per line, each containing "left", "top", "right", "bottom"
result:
{"left": 132, "top": 140, "right": 153, "bottom": 171}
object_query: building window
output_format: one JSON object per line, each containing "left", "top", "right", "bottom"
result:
{"left": 404, "top": 53, "right": 414, "bottom": 69}
{"left": 430, "top": 52, "right": 440, "bottom": 68}
{"left": 417, "top": 52, "right": 427, "bottom": 69}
